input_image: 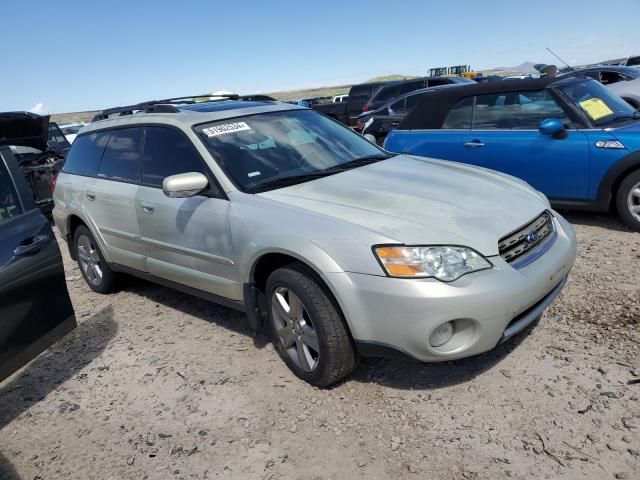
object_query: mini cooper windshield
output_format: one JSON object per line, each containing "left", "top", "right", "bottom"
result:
{"left": 559, "top": 79, "right": 640, "bottom": 126}
{"left": 196, "top": 110, "right": 389, "bottom": 192}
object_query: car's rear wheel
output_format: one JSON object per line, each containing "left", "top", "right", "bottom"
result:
{"left": 616, "top": 170, "right": 640, "bottom": 232}
{"left": 73, "top": 225, "right": 118, "bottom": 293}
{"left": 266, "top": 263, "right": 357, "bottom": 387}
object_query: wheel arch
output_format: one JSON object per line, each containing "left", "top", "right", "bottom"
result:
{"left": 596, "top": 151, "right": 640, "bottom": 212}
{"left": 243, "top": 248, "right": 351, "bottom": 335}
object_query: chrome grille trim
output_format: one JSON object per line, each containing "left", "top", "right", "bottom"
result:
{"left": 498, "top": 211, "right": 556, "bottom": 269}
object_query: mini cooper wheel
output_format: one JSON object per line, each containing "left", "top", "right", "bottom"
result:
{"left": 73, "top": 225, "right": 117, "bottom": 293}
{"left": 616, "top": 170, "right": 640, "bottom": 232}
{"left": 266, "top": 264, "right": 357, "bottom": 387}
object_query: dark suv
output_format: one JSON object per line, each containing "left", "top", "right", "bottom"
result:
{"left": 362, "top": 76, "right": 474, "bottom": 114}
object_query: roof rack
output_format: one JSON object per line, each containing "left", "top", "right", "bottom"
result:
{"left": 91, "top": 93, "right": 241, "bottom": 122}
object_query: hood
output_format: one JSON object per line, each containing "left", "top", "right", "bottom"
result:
{"left": 259, "top": 155, "right": 550, "bottom": 256}
{"left": 0, "top": 112, "right": 50, "bottom": 151}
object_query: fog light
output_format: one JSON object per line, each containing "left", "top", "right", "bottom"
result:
{"left": 429, "top": 322, "right": 454, "bottom": 347}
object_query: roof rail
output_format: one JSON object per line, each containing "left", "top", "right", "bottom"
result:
{"left": 91, "top": 93, "right": 241, "bottom": 122}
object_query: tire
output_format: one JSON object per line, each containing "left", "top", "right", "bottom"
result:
{"left": 73, "top": 225, "right": 118, "bottom": 293}
{"left": 266, "top": 263, "right": 357, "bottom": 387}
{"left": 616, "top": 169, "right": 640, "bottom": 232}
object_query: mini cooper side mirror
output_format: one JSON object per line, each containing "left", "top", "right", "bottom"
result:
{"left": 162, "top": 172, "right": 209, "bottom": 198}
{"left": 538, "top": 118, "right": 566, "bottom": 137}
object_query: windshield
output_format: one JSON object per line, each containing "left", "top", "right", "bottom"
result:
{"left": 558, "top": 79, "right": 638, "bottom": 126}
{"left": 196, "top": 110, "right": 387, "bottom": 192}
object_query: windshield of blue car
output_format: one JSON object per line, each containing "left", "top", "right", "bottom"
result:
{"left": 196, "top": 110, "right": 389, "bottom": 192}
{"left": 559, "top": 79, "right": 638, "bottom": 126}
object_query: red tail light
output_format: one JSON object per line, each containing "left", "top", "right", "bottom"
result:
{"left": 50, "top": 171, "right": 59, "bottom": 193}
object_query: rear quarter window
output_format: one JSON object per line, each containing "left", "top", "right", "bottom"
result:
{"left": 63, "top": 132, "right": 110, "bottom": 176}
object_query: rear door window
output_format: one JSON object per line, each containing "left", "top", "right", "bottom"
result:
{"left": 0, "top": 159, "right": 23, "bottom": 222}
{"left": 63, "top": 132, "right": 111, "bottom": 176}
{"left": 404, "top": 93, "right": 423, "bottom": 111}
{"left": 389, "top": 98, "right": 406, "bottom": 114}
{"left": 442, "top": 97, "right": 474, "bottom": 129}
{"left": 142, "top": 127, "right": 209, "bottom": 187}
{"left": 98, "top": 128, "right": 143, "bottom": 182}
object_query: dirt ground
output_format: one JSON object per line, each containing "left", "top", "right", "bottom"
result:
{"left": 1, "top": 211, "right": 639, "bottom": 480}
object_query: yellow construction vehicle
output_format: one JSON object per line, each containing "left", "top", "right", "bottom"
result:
{"left": 447, "top": 65, "right": 477, "bottom": 79}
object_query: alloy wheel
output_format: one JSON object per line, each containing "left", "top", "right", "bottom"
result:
{"left": 271, "top": 287, "right": 320, "bottom": 372}
{"left": 77, "top": 235, "right": 103, "bottom": 287}
{"left": 627, "top": 181, "right": 640, "bottom": 223}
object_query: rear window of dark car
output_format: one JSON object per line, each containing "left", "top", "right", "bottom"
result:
{"left": 63, "top": 132, "right": 110, "bottom": 176}
{"left": 98, "top": 128, "right": 143, "bottom": 182}
{"left": 348, "top": 84, "right": 379, "bottom": 102}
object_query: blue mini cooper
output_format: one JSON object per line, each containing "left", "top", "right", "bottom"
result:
{"left": 384, "top": 76, "right": 640, "bottom": 230}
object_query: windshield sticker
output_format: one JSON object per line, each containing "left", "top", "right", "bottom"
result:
{"left": 579, "top": 98, "right": 614, "bottom": 121}
{"left": 247, "top": 171, "right": 261, "bottom": 178}
{"left": 202, "top": 122, "right": 252, "bottom": 138}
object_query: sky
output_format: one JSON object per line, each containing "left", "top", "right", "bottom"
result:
{"left": 2, "top": 0, "right": 639, "bottom": 114}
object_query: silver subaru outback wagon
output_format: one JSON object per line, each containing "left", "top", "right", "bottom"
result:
{"left": 53, "top": 97, "right": 577, "bottom": 386}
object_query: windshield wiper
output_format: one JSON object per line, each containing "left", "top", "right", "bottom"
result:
{"left": 323, "top": 154, "right": 390, "bottom": 172}
{"left": 248, "top": 171, "right": 337, "bottom": 192}
{"left": 602, "top": 111, "right": 640, "bottom": 124}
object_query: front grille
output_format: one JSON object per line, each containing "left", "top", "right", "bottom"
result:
{"left": 499, "top": 211, "right": 555, "bottom": 268}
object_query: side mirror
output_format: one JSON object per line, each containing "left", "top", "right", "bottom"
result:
{"left": 539, "top": 118, "right": 565, "bottom": 136}
{"left": 363, "top": 133, "right": 377, "bottom": 143}
{"left": 162, "top": 172, "right": 209, "bottom": 198}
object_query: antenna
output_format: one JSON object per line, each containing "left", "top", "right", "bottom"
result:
{"left": 546, "top": 47, "right": 575, "bottom": 71}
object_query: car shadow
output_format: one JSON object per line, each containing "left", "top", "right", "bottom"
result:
{"left": 350, "top": 318, "right": 538, "bottom": 390}
{"left": 0, "top": 453, "right": 21, "bottom": 480}
{"left": 120, "top": 276, "right": 271, "bottom": 349}
{"left": 0, "top": 306, "right": 117, "bottom": 430}
{"left": 559, "top": 209, "right": 630, "bottom": 232}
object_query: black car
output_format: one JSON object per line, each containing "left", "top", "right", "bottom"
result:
{"left": 361, "top": 76, "right": 474, "bottom": 115}
{"left": 345, "top": 80, "right": 402, "bottom": 126}
{"left": 0, "top": 112, "right": 67, "bottom": 214}
{"left": 0, "top": 144, "right": 76, "bottom": 383}
{"left": 357, "top": 84, "right": 465, "bottom": 144}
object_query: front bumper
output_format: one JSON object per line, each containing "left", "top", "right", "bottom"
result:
{"left": 327, "top": 212, "right": 577, "bottom": 362}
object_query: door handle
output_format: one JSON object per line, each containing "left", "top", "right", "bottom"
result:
{"left": 141, "top": 201, "right": 155, "bottom": 214}
{"left": 464, "top": 140, "right": 485, "bottom": 148}
{"left": 86, "top": 191, "right": 96, "bottom": 201}
{"left": 14, "top": 234, "right": 49, "bottom": 256}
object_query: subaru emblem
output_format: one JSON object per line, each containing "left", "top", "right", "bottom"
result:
{"left": 526, "top": 229, "right": 539, "bottom": 244}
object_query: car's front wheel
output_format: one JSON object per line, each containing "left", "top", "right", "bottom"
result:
{"left": 617, "top": 170, "right": 640, "bottom": 232}
{"left": 266, "top": 263, "right": 357, "bottom": 387}
{"left": 73, "top": 225, "right": 118, "bottom": 293}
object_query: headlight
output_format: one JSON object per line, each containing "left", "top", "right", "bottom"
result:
{"left": 373, "top": 245, "right": 492, "bottom": 281}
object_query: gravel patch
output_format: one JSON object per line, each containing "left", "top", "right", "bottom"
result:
{"left": 0, "top": 211, "right": 638, "bottom": 479}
